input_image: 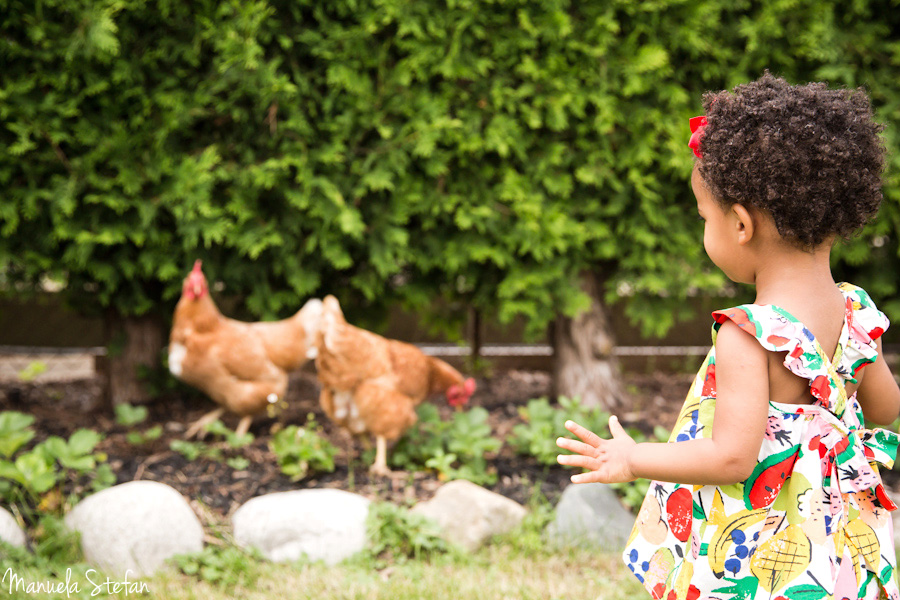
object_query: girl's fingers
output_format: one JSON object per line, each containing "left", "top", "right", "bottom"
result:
{"left": 556, "top": 436, "right": 597, "bottom": 456}
{"left": 564, "top": 420, "right": 603, "bottom": 447}
{"left": 571, "top": 471, "right": 605, "bottom": 484}
{"left": 556, "top": 453, "right": 598, "bottom": 469}
{"left": 608, "top": 415, "right": 629, "bottom": 440}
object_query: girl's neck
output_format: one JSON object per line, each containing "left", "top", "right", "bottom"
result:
{"left": 751, "top": 241, "right": 837, "bottom": 306}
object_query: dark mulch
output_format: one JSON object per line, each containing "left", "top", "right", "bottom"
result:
{"left": 7, "top": 366, "right": 899, "bottom": 525}
{"left": 0, "top": 367, "right": 700, "bottom": 523}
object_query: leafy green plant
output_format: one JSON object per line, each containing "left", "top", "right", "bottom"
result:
{"left": 0, "top": 411, "right": 36, "bottom": 458}
{"left": 116, "top": 403, "right": 162, "bottom": 446}
{"left": 0, "top": 412, "right": 113, "bottom": 522}
{"left": 270, "top": 414, "right": 338, "bottom": 481}
{"left": 508, "top": 398, "right": 669, "bottom": 512}
{"left": 91, "top": 463, "right": 117, "bottom": 493}
{"left": 168, "top": 422, "right": 256, "bottom": 470}
{"left": 172, "top": 544, "right": 264, "bottom": 589}
{"left": 169, "top": 439, "right": 223, "bottom": 462}
{"left": 390, "top": 404, "right": 449, "bottom": 467}
{"left": 29, "top": 512, "right": 87, "bottom": 565}
{"left": 391, "top": 405, "right": 500, "bottom": 485}
{"left": 40, "top": 430, "right": 104, "bottom": 472}
{"left": 226, "top": 457, "right": 250, "bottom": 471}
{"left": 1, "top": 513, "right": 93, "bottom": 599}
{"left": 0, "top": 421, "right": 105, "bottom": 495}
{"left": 364, "top": 502, "right": 450, "bottom": 566}
{"left": 126, "top": 424, "right": 163, "bottom": 446}
{"left": 509, "top": 396, "right": 610, "bottom": 466}
{"left": 203, "top": 419, "right": 254, "bottom": 449}
{"left": 114, "top": 403, "right": 149, "bottom": 427}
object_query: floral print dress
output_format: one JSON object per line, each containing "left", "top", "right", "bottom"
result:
{"left": 623, "top": 283, "right": 899, "bottom": 600}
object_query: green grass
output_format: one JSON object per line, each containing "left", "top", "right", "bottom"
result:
{"left": 140, "top": 545, "right": 643, "bottom": 600}
{"left": 1, "top": 511, "right": 645, "bottom": 600}
{"left": 2, "top": 545, "right": 643, "bottom": 600}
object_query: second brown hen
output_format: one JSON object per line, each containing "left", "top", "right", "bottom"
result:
{"left": 315, "top": 295, "right": 476, "bottom": 476}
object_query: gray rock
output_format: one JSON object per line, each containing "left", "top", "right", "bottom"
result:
{"left": 0, "top": 506, "right": 26, "bottom": 548}
{"left": 65, "top": 481, "right": 204, "bottom": 576}
{"left": 412, "top": 479, "right": 527, "bottom": 551}
{"left": 232, "top": 489, "right": 369, "bottom": 564}
{"left": 546, "top": 483, "right": 635, "bottom": 548}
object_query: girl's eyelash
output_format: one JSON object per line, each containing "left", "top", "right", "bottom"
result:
{"left": 697, "top": 215, "right": 705, "bottom": 221}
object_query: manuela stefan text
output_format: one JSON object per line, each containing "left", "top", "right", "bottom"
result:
{"left": 2, "top": 567, "right": 149, "bottom": 596}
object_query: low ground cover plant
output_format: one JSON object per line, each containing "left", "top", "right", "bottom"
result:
{"left": 115, "top": 403, "right": 163, "bottom": 446}
{"left": 390, "top": 405, "right": 500, "bottom": 485}
{"left": 509, "top": 396, "right": 610, "bottom": 465}
{"left": 0, "top": 411, "right": 114, "bottom": 524}
{"left": 171, "top": 544, "right": 264, "bottom": 589}
{"left": 270, "top": 414, "right": 338, "bottom": 481}
{"left": 362, "top": 501, "right": 452, "bottom": 567}
{"left": 507, "top": 397, "right": 669, "bottom": 511}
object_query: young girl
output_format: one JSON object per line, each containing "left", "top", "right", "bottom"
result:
{"left": 557, "top": 74, "right": 900, "bottom": 600}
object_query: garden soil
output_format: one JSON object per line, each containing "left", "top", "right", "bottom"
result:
{"left": 4, "top": 367, "right": 896, "bottom": 529}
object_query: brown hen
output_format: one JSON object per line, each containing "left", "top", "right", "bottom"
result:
{"left": 315, "top": 295, "right": 476, "bottom": 476}
{"left": 168, "top": 261, "right": 322, "bottom": 437}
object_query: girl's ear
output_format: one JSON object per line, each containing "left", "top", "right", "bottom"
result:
{"left": 731, "top": 204, "right": 754, "bottom": 245}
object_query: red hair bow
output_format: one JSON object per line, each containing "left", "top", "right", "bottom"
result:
{"left": 688, "top": 116, "right": 707, "bottom": 158}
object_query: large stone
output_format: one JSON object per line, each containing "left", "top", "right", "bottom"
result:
{"left": 412, "top": 479, "right": 527, "bottom": 551}
{"left": 65, "top": 481, "right": 204, "bottom": 577}
{"left": 546, "top": 483, "right": 634, "bottom": 548}
{"left": 0, "top": 506, "right": 26, "bottom": 548}
{"left": 232, "top": 489, "right": 370, "bottom": 564}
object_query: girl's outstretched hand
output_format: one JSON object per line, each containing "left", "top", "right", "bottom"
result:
{"left": 556, "top": 416, "right": 637, "bottom": 484}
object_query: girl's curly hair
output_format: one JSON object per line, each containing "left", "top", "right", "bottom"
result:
{"left": 697, "top": 72, "right": 886, "bottom": 249}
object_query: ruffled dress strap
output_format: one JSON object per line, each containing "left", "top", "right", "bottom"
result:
{"left": 836, "top": 282, "right": 890, "bottom": 381}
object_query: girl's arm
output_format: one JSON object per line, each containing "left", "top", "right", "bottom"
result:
{"left": 856, "top": 338, "right": 900, "bottom": 426}
{"left": 557, "top": 320, "right": 769, "bottom": 486}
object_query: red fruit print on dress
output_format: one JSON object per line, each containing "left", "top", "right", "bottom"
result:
{"left": 701, "top": 363, "right": 716, "bottom": 398}
{"left": 666, "top": 488, "right": 693, "bottom": 542}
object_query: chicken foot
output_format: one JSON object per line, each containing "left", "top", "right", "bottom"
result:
{"left": 184, "top": 407, "right": 225, "bottom": 439}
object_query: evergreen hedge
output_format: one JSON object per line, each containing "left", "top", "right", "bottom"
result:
{"left": 2, "top": 0, "right": 900, "bottom": 339}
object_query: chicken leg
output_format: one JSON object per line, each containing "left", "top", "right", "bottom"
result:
{"left": 369, "top": 435, "right": 392, "bottom": 477}
{"left": 234, "top": 415, "right": 253, "bottom": 438}
{"left": 184, "top": 407, "right": 225, "bottom": 439}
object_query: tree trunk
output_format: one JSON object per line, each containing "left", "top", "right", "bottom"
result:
{"left": 98, "top": 312, "right": 166, "bottom": 407}
{"left": 553, "top": 271, "right": 626, "bottom": 411}
{"left": 469, "top": 306, "right": 482, "bottom": 359}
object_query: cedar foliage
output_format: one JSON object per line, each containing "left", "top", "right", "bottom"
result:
{"left": 2, "top": 1, "right": 900, "bottom": 339}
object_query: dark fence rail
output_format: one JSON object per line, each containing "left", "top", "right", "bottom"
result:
{"left": 2, "top": 294, "right": 899, "bottom": 382}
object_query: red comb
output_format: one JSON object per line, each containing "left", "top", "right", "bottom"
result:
{"left": 464, "top": 378, "right": 476, "bottom": 395}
